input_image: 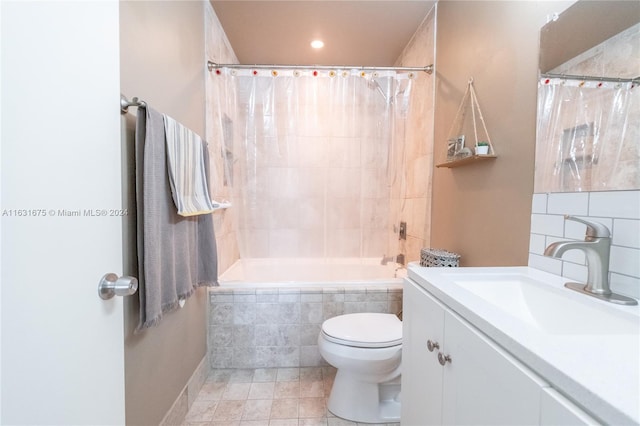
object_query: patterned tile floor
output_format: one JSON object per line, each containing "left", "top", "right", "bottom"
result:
{"left": 183, "top": 367, "right": 400, "bottom": 426}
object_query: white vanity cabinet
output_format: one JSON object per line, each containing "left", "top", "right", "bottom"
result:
{"left": 401, "top": 276, "right": 445, "bottom": 425}
{"left": 401, "top": 278, "right": 599, "bottom": 426}
{"left": 440, "top": 305, "right": 545, "bottom": 425}
{"left": 540, "top": 388, "right": 599, "bottom": 426}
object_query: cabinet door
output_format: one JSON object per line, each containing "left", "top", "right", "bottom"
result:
{"left": 441, "top": 310, "right": 546, "bottom": 426}
{"left": 540, "top": 388, "right": 600, "bottom": 425}
{"left": 401, "top": 279, "right": 446, "bottom": 426}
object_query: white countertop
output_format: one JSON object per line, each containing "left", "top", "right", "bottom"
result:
{"left": 407, "top": 264, "right": 640, "bottom": 425}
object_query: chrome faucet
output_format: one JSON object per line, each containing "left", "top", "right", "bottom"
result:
{"left": 544, "top": 215, "right": 637, "bottom": 305}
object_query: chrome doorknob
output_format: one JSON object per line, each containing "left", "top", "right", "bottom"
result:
{"left": 98, "top": 273, "right": 138, "bottom": 300}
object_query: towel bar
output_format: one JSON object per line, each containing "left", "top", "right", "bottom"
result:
{"left": 212, "top": 201, "right": 232, "bottom": 211}
{"left": 120, "top": 94, "right": 147, "bottom": 114}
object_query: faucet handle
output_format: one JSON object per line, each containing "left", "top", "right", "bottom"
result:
{"left": 565, "top": 215, "right": 610, "bottom": 238}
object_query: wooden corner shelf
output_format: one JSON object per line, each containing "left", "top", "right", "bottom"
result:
{"left": 436, "top": 154, "right": 497, "bottom": 168}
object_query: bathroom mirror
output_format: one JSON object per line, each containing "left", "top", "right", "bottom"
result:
{"left": 534, "top": 0, "right": 640, "bottom": 193}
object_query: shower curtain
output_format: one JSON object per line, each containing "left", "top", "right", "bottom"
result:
{"left": 535, "top": 77, "right": 638, "bottom": 192}
{"left": 214, "top": 68, "right": 415, "bottom": 260}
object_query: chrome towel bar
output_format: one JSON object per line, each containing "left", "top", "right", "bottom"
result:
{"left": 120, "top": 94, "right": 147, "bottom": 114}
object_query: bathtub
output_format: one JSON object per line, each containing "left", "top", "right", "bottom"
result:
{"left": 218, "top": 257, "right": 406, "bottom": 287}
{"left": 209, "top": 257, "right": 405, "bottom": 369}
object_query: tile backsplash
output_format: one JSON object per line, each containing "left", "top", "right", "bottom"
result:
{"left": 529, "top": 190, "right": 640, "bottom": 299}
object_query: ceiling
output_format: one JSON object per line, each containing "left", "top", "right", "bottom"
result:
{"left": 210, "top": 1, "right": 436, "bottom": 67}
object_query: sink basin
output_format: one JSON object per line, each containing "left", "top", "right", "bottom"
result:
{"left": 443, "top": 272, "right": 639, "bottom": 335}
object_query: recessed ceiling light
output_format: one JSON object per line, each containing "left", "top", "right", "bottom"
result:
{"left": 310, "top": 40, "right": 324, "bottom": 49}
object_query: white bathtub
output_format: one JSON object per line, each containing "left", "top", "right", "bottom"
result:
{"left": 218, "top": 257, "right": 406, "bottom": 288}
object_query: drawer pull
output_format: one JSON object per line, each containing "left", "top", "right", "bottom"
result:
{"left": 427, "top": 340, "right": 440, "bottom": 352}
{"left": 438, "top": 352, "right": 452, "bottom": 366}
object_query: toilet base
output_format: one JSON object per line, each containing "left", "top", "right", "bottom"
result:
{"left": 327, "top": 370, "right": 401, "bottom": 424}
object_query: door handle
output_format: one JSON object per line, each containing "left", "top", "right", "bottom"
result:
{"left": 98, "top": 273, "right": 138, "bottom": 300}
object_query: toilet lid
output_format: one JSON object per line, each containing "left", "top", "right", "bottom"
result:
{"left": 321, "top": 313, "right": 402, "bottom": 348}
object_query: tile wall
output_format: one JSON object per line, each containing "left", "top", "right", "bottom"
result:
{"left": 225, "top": 78, "right": 401, "bottom": 260}
{"left": 205, "top": 4, "right": 437, "bottom": 266}
{"left": 394, "top": 6, "right": 436, "bottom": 263}
{"left": 528, "top": 190, "right": 640, "bottom": 299}
{"left": 208, "top": 285, "right": 403, "bottom": 370}
{"left": 205, "top": 2, "right": 241, "bottom": 273}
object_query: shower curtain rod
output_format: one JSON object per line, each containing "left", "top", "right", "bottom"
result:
{"left": 541, "top": 72, "right": 640, "bottom": 85}
{"left": 207, "top": 60, "right": 433, "bottom": 74}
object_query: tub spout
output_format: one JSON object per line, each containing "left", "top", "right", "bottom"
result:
{"left": 380, "top": 255, "right": 395, "bottom": 265}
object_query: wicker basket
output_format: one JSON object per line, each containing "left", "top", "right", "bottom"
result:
{"left": 420, "top": 248, "right": 460, "bottom": 267}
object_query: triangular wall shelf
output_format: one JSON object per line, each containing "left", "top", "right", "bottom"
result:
{"left": 438, "top": 78, "right": 497, "bottom": 168}
{"left": 436, "top": 154, "right": 497, "bottom": 168}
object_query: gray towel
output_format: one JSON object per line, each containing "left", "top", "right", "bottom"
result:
{"left": 135, "top": 106, "right": 218, "bottom": 332}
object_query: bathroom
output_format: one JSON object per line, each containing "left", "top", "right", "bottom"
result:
{"left": 1, "top": 0, "right": 638, "bottom": 425}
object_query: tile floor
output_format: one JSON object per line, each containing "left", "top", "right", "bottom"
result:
{"left": 183, "top": 367, "right": 400, "bottom": 426}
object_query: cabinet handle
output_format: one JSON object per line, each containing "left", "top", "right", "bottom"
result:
{"left": 438, "top": 352, "right": 452, "bottom": 366}
{"left": 427, "top": 340, "right": 440, "bottom": 352}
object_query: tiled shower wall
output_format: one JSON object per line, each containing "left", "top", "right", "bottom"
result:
{"left": 205, "top": 2, "right": 240, "bottom": 273}
{"left": 205, "top": 4, "right": 436, "bottom": 266}
{"left": 528, "top": 190, "right": 640, "bottom": 299}
{"left": 208, "top": 285, "right": 403, "bottom": 369}
{"left": 394, "top": 6, "right": 436, "bottom": 263}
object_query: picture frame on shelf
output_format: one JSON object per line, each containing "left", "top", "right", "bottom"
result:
{"left": 447, "top": 135, "right": 465, "bottom": 160}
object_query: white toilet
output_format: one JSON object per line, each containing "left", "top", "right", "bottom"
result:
{"left": 318, "top": 312, "right": 402, "bottom": 424}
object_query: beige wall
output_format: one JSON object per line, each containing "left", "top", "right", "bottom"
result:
{"left": 119, "top": 2, "right": 208, "bottom": 425}
{"left": 431, "top": 1, "right": 572, "bottom": 266}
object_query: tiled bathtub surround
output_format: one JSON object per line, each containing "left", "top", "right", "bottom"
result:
{"left": 529, "top": 190, "right": 640, "bottom": 299}
{"left": 208, "top": 285, "right": 403, "bottom": 369}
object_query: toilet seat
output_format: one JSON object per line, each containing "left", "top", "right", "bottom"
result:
{"left": 321, "top": 313, "right": 402, "bottom": 348}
